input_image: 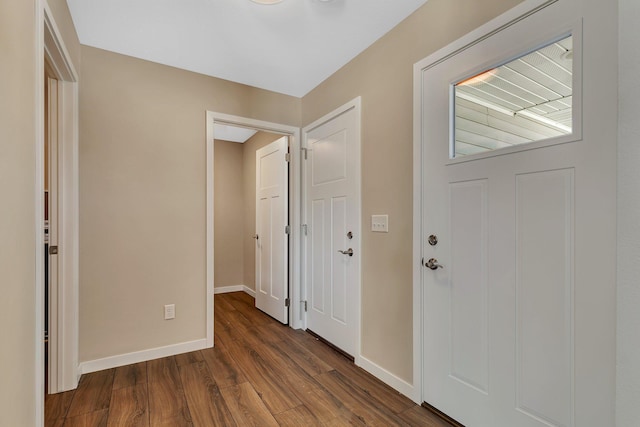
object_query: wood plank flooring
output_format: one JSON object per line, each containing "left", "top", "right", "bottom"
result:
{"left": 46, "top": 292, "right": 451, "bottom": 426}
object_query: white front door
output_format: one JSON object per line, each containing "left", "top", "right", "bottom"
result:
{"left": 255, "top": 136, "right": 289, "bottom": 324}
{"left": 419, "top": 2, "right": 616, "bottom": 427}
{"left": 303, "top": 99, "right": 361, "bottom": 357}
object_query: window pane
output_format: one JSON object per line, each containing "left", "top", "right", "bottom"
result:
{"left": 453, "top": 35, "right": 573, "bottom": 158}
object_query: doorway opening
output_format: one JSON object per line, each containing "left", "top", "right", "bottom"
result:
{"left": 205, "top": 111, "right": 302, "bottom": 347}
{"left": 213, "top": 125, "right": 289, "bottom": 323}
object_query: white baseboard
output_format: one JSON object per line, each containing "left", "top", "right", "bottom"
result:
{"left": 214, "top": 284, "right": 256, "bottom": 298}
{"left": 78, "top": 339, "right": 208, "bottom": 375}
{"left": 357, "top": 355, "right": 417, "bottom": 403}
{"left": 214, "top": 285, "right": 244, "bottom": 294}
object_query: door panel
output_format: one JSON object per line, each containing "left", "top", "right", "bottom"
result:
{"left": 255, "top": 137, "right": 288, "bottom": 324}
{"left": 515, "top": 169, "right": 573, "bottom": 426}
{"left": 311, "top": 199, "right": 326, "bottom": 313}
{"left": 330, "top": 196, "right": 348, "bottom": 324}
{"left": 312, "top": 129, "right": 347, "bottom": 185}
{"left": 449, "top": 179, "right": 488, "bottom": 393}
{"left": 304, "top": 104, "right": 360, "bottom": 357}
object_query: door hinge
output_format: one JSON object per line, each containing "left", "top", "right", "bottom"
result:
{"left": 301, "top": 147, "right": 309, "bottom": 160}
{"left": 285, "top": 225, "right": 291, "bottom": 235}
{"left": 303, "top": 300, "right": 308, "bottom": 312}
{"left": 285, "top": 298, "right": 290, "bottom": 307}
{"left": 302, "top": 224, "right": 308, "bottom": 236}
{"left": 285, "top": 152, "right": 291, "bottom": 162}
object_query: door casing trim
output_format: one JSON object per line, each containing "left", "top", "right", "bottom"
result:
{"left": 205, "top": 111, "right": 303, "bottom": 341}
{"left": 36, "top": 0, "right": 81, "bottom": 423}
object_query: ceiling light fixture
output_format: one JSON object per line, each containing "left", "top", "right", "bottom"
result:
{"left": 251, "top": 0, "right": 283, "bottom": 4}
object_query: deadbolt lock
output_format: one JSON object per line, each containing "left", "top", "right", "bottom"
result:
{"left": 428, "top": 235, "right": 438, "bottom": 246}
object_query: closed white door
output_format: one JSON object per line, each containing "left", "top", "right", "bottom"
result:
{"left": 303, "top": 100, "right": 361, "bottom": 357}
{"left": 255, "top": 136, "right": 289, "bottom": 324}
{"left": 419, "top": 2, "right": 615, "bottom": 427}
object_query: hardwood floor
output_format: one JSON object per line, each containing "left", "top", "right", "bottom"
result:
{"left": 46, "top": 292, "right": 451, "bottom": 426}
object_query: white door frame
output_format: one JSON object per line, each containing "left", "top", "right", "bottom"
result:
{"left": 412, "top": 0, "right": 559, "bottom": 404}
{"left": 301, "top": 97, "right": 362, "bottom": 363}
{"left": 36, "top": 0, "right": 80, "bottom": 422}
{"left": 205, "top": 111, "right": 303, "bottom": 337}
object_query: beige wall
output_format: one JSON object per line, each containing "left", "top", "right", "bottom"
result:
{"left": 242, "top": 131, "right": 283, "bottom": 291}
{"left": 0, "top": 2, "right": 37, "bottom": 424}
{"left": 214, "top": 140, "right": 245, "bottom": 287}
{"left": 79, "top": 46, "right": 300, "bottom": 362}
{"left": 302, "top": 0, "right": 522, "bottom": 382}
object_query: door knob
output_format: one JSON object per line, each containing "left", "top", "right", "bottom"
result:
{"left": 338, "top": 248, "right": 354, "bottom": 257}
{"left": 424, "top": 258, "right": 444, "bottom": 270}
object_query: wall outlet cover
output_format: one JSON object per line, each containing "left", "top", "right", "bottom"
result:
{"left": 164, "top": 304, "right": 176, "bottom": 320}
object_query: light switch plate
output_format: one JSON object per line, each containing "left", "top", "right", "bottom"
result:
{"left": 371, "top": 214, "right": 389, "bottom": 232}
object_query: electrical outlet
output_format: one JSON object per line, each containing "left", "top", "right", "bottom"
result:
{"left": 164, "top": 304, "right": 175, "bottom": 320}
{"left": 371, "top": 214, "right": 389, "bottom": 232}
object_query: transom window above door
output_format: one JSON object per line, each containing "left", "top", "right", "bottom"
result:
{"left": 452, "top": 34, "right": 574, "bottom": 159}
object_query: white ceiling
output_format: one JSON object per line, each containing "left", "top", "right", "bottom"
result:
{"left": 66, "top": 0, "right": 428, "bottom": 97}
{"left": 214, "top": 123, "right": 257, "bottom": 143}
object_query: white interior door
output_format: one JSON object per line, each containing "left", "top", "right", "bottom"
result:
{"left": 303, "top": 100, "right": 361, "bottom": 357}
{"left": 255, "top": 136, "right": 289, "bottom": 324}
{"left": 46, "top": 76, "right": 60, "bottom": 394}
{"left": 419, "top": 3, "right": 615, "bottom": 427}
